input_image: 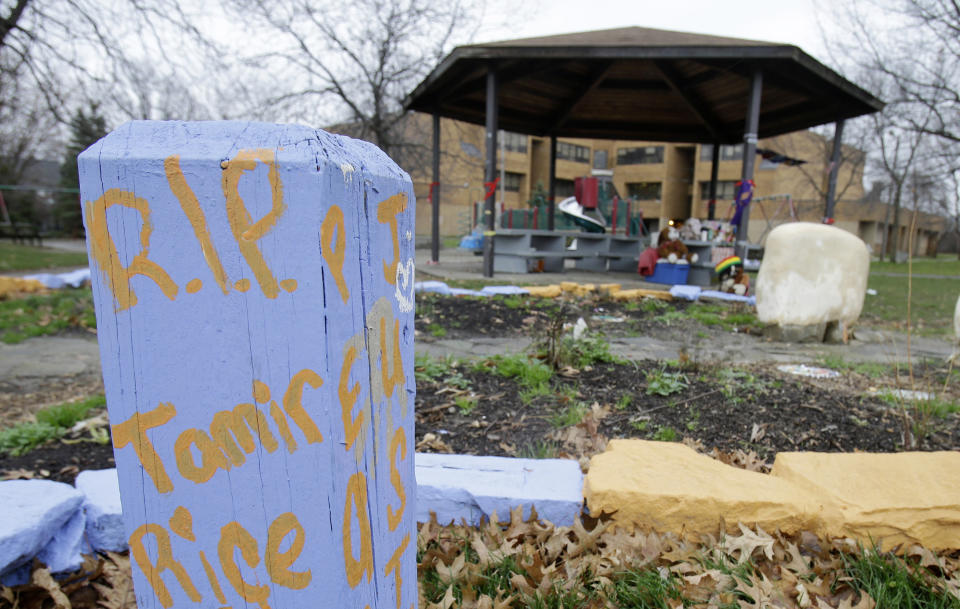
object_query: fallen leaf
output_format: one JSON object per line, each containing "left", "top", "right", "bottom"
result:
{"left": 1, "top": 468, "right": 38, "bottom": 480}
{"left": 92, "top": 552, "right": 137, "bottom": 609}
{"left": 721, "top": 523, "right": 775, "bottom": 564}
{"left": 32, "top": 566, "right": 70, "bottom": 609}
{"left": 416, "top": 433, "right": 453, "bottom": 453}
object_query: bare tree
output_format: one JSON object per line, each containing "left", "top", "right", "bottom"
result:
{"left": 766, "top": 123, "right": 869, "bottom": 208}
{"left": 223, "top": 0, "right": 485, "bottom": 160}
{"left": 821, "top": 0, "right": 952, "bottom": 260}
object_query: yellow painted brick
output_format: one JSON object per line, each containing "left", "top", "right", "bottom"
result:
{"left": 524, "top": 285, "right": 562, "bottom": 298}
{"left": 771, "top": 451, "right": 960, "bottom": 550}
{"left": 584, "top": 440, "right": 832, "bottom": 537}
{"left": 611, "top": 288, "right": 672, "bottom": 302}
{"left": 0, "top": 277, "right": 47, "bottom": 298}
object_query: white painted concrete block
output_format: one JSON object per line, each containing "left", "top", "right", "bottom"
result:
{"left": 37, "top": 508, "right": 85, "bottom": 574}
{"left": 75, "top": 469, "right": 127, "bottom": 552}
{"left": 415, "top": 453, "right": 584, "bottom": 526}
{"left": 0, "top": 480, "right": 84, "bottom": 581}
{"left": 756, "top": 223, "right": 870, "bottom": 326}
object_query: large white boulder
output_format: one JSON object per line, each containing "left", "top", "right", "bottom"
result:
{"left": 756, "top": 223, "right": 870, "bottom": 328}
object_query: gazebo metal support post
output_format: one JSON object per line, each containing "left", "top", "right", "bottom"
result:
{"left": 548, "top": 136, "right": 557, "bottom": 231}
{"left": 708, "top": 141, "right": 719, "bottom": 220}
{"left": 737, "top": 69, "right": 763, "bottom": 246}
{"left": 824, "top": 119, "right": 845, "bottom": 222}
{"left": 483, "top": 67, "right": 499, "bottom": 278}
{"left": 431, "top": 113, "right": 441, "bottom": 263}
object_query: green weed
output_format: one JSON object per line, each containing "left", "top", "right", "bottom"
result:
{"left": 454, "top": 395, "right": 478, "bottom": 415}
{"left": 501, "top": 295, "right": 528, "bottom": 310}
{"left": 640, "top": 298, "right": 670, "bottom": 314}
{"left": 36, "top": 395, "right": 106, "bottom": 428}
{"left": 615, "top": 394, "right": 633, "bottom": 410}
{"left": 525, "top": 584, "right": 600, "bottom": 609}
{"left": 519, "top": 439, "right": 559, "bottom": 459}
{"left": 414, "top": 353, "right": 454, "bottom": 383}
{"left": 563, "top": 335, "right": 623, "bottom": 367}
{"left": 645, "top": 369, "right": 688, "bottom": 396}
{"left": 550, "top": 402, "right": 588, "bottom": 428}
{"left": 843, "top": 547, "right": 960, "bottom": 609}
{"left": 427, "top": 323, "right": 447, "bottom": 338}
{"left": 444, "top": 371, "right": 471, "bottom": 390}
{"left": 631, "top": 419, "right": 649, "bottom": 432}
{"left": 486, "top": 354, "right": 553, "bottom": 402}
{"left": 652, "top": 426, "right": 678, "bottom": 442}
{"left": 420, "top": 543, "right": 527, "bottom": 606}
{"left": 716, "top": 368, "right": 768, "bottom": 404}
{"left": 608, "top": 568, "right": 682, "bottom": 609}
{"left": 0, "top": 394, "right": 108, "bottom": 456}
{"left": 0, "top": 422, "right": 63, "bottom": 456}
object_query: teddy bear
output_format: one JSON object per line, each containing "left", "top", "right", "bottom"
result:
{"left": 657, "top": 226, "right": 699, "bottom": 264}
{"left": 715, "top": 255, "right": 750, "bottom": 296}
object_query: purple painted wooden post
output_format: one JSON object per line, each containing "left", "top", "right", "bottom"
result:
{"left": 78, "top": 121, "right": 416, "bottom": 609}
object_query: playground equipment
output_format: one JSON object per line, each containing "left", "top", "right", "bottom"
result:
{"left": 459, "top": 173, "right": 646, "bottom": 252}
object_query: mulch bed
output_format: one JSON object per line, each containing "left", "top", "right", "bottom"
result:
{"left": 414, "top": 360, "right": 960, "bottom": 462}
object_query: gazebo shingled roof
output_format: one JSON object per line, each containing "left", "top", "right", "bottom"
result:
{"left": 404, "top": 26, "right": 883, "bottom": 143}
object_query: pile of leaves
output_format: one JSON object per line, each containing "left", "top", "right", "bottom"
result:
{"left": 2, "top": 553, "right": 134, "bottom": 609}
{"left": 418, "top": 507, "right": 960, "bottom": 609}
{"left": 4, "top": 513, "right": 960, "bottom": 609}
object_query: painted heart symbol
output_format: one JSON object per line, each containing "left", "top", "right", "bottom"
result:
{"left": 395, "top": 258, "right": 415, "bottom": 312}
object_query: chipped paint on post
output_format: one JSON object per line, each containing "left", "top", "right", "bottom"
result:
{"left": 79, "top": 121, "right": 416, "bottom": 609}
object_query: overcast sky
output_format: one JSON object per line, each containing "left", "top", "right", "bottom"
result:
{"left": 478, "top": 0, "right": 833, "bottom": 61}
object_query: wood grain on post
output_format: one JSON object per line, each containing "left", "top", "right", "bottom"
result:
{"left": 78, "top": 121, "right": 416, "bottom": 609}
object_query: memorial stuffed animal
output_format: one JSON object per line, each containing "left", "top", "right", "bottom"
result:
{"left": 657, "top": 226, "right": 698, "bottom": 264}
{"left": 715, "top": 255, "right": 750, "bottom": 296}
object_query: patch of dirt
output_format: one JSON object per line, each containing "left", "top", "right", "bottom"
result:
{"left": 413, "top": 359, "right": 960, "bottom": 464}
{"left": 414, "top": 292, "right": 759, "bottom": 342}
{"left": 0, "top": 375, "right": 103, "bottom": 428}
{"left": 1, "top": 439, "right": 115, "bottom": 483}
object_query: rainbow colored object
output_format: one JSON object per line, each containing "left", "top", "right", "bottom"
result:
{"left": 715, "top": 255, "right": 742, "bottom": 275}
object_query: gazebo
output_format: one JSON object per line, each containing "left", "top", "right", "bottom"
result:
{"left": 403, "top": 27, "right": 884, "bottom": 276}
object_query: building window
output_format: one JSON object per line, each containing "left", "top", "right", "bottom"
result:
{"left": 699, "top": 180, "right": 738, "bottom": 200}
{"left": 593, "top": 150, "right": 608, "bottom": 169}
{"left": 502, "top": 131, "right": 528, "bottom": 153}
{"left": 504, "top": 171, "right": 524, "bottom": 192}
{"left": 617, "top": 146, "right": 664, "bottom": 165}
{"left": 557, "top": 141, "right": 590, "bottom": 163}
{"left": 555, "top": 179, "right": 575, "bottom": 198}
{"left": 626, "top": 182, "right": 661, "bottom": 200}
{"left": 699, "top": 144, "right": 744, "bottom": 161}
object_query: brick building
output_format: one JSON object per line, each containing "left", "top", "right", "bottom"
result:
{"left": 408, "top": 114, "right": 944, "bottom": 256}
